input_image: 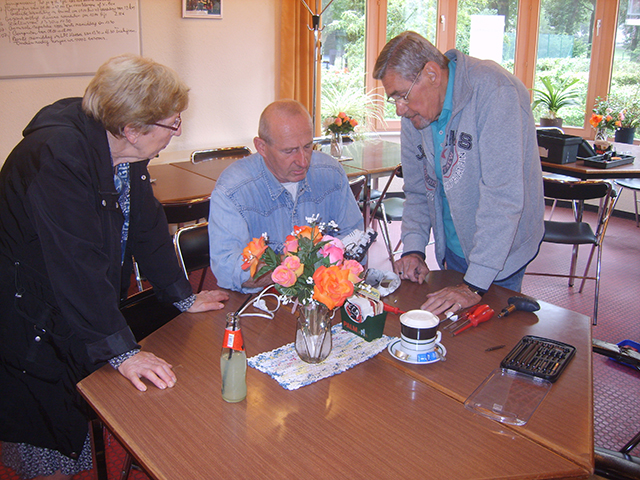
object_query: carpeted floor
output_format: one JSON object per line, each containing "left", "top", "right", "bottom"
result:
{"left": 1, "top": 203, "right": 638, "bottom": 479}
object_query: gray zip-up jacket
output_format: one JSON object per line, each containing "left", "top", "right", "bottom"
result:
{"left": 400, "top": 49, "right": 545, "bottom": 290}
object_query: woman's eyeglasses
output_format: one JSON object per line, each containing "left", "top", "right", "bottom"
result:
{"left": 152, "top": 114, "right": 182, "bottom": 131}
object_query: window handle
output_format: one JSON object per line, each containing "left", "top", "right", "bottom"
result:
{"left": 440, "top": 15, "right": 446, "bottom": 31}
{"left": 596, "top": 19, "right": 601, "bottom": 37}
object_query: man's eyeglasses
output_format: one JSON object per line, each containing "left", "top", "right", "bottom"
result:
{"left": 152, "top": 114, "right": 182, "bottom": 132}
{"left": 387, "top": 67, "right": 423, "bottom": 106}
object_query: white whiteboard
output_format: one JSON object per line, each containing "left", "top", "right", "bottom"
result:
{"left": 0, "top": 0, "right": 141, "bottom": 78}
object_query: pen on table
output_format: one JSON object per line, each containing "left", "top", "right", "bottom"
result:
{"left": 485, "top": 344, "right": 505, "bottom": 352}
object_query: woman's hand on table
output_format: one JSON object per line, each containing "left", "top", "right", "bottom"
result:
{"left": 187, "top": 290, "right": 230, "bottom": 312}
{"left": 118, "top": 351, "right": 177, "bottom": 392}
{"left": 420, "top": 284, "right": 481, "bottom": 316}
{"left": 393, "top": 254, "right": 429, "bottom": 284}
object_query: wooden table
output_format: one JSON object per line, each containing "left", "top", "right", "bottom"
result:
{"left": 541, "top": 142, "right": 640, "bottom": 180}
{"left": 147, "top": 163, "right": 216, "bottom": 205}
{"left": 78, "top": 271, "right": 593, "bottom": 479}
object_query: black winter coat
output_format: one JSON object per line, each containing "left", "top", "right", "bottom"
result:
{"left": 0, "top": 98, "right": 192, "bottom": 457}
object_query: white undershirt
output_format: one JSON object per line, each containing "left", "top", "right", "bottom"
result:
{"left": 282, "top": 181, "right": 299, "bottom": 202}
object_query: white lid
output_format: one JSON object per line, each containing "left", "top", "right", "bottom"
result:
{"left": 400, "top": 309, "right": 439, "bottom": 328}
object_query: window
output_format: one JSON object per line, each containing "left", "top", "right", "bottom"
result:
{"left": 610, "top": 0, "right": 640, "bottom": 141}
{"left": 455, "top": 0, "right": 520, "bottom": 72}
{"left": 319, "top": 0, "right": 637, "bottom": 142}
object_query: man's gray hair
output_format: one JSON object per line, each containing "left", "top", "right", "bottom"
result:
{"left": 373, "top": 31, "right": 448, "bottom": 81}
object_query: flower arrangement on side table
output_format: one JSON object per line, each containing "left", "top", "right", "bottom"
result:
{"left": 241, "top": 216, "right": 365, "bottom": 363}
{"left": 323, "top": 112, "right": 358, "bottom": 159}
{"left": 590, "top": 96, "right": 622, "bottom": 140}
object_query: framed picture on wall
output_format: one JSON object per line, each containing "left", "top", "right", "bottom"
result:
{"left": 182, "top": 0, "right": 222, "bottom": 19}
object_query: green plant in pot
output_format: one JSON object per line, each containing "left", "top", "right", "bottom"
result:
{"left": 531, "top": 76, "right": 581, "bottom": 128}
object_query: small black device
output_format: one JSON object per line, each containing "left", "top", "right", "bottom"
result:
{"left": 501, "top": 335, "right": 575, "bottom": 382}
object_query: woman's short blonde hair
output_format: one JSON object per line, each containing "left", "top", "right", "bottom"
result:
{"left": 82, "top": 53, "right": 189, "bottom": 136}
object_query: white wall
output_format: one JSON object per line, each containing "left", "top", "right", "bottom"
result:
{"left": 0, "top": 0, "right": 279, "bottom": 165}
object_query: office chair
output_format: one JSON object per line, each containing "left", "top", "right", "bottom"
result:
{"left": 367, "top": 165, "right": 405, "bottom": 266}
{"left": 527, "top": 178, "right": 618, "bottom": 324}
{"left": 163, "top": 196, "right": 210, "bottom": 225}
{"left": 174, "top": 221, "right": 210, "bottom": 293}
{"left": 615, "top": 179, "right": 640, "bottom": 228}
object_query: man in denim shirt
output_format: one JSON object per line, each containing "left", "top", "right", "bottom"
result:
{"left": 208, "top": 100, "right": 363, "bottom": 292}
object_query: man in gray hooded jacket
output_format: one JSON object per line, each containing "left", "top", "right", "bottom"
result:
{"left": 373, "top": 31, "right": 544, "bottom": 316}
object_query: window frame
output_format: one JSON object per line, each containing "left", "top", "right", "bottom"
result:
{"left": 360, "top": 0, "right": 621, "bottom": 139}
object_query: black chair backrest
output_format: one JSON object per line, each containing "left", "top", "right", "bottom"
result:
{"left": 190, "top": 146, "right": 251, "bottom": 164}
{"left": 163, "top": 198, "right": 210, "bottom": 225}
{"left": 175, "top": 222, "right": 210, "bottom": 273}
{"left": 543, "top": 179, "right": 611, "bottom": 201}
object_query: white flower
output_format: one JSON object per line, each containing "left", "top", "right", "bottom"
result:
{"left": 305, "top": 213, "right": 320, "bottom": 224}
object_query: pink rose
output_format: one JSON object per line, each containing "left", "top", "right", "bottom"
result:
{"left": 342, "top": 259, "right": 364, "bottom": 283}
{"left": 283, "top": 235, "right": 298, "bottom": 254}
{"left": 319, "top": 235, "right": 344, "bottom": 264}
{"left": 271, "top": 265, "right": 297, "bottom": 288}
{"left": 282, "top": 255, "right": 304, "bottom": 277}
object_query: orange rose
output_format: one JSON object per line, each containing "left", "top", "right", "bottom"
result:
{"left": 334, "top": 117, "right": 343, "bottom": 126}
{"left": 349, "top": 118, "right": 358, "bottom": 127}
{"left": 241, "top": 236, "right": 268, "bottom": 277}
{"left": 293, "top": 225, "right": 322, "bottom": 243}
{"left": 589, "top": 114, "right": 603, "bottom": 128}
{"left": 312, "top": 265, "right": 354, "bottom": 310}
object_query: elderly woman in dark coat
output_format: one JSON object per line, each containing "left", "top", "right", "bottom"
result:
{"left": 0, "top": 54, "right": 228, "bottom": 480}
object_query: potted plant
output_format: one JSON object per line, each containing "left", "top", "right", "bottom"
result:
{"left": 613, "top": 101, "right": 639, "bottom": 144}
{"left": 532, "top": 76, "right": 581, "bottom": 128}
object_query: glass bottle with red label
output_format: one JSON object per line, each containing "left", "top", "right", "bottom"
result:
{"left": 220, "top": 312, "right": 247, "bottom": 403}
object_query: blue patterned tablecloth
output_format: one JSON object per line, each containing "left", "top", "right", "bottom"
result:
{"left": 247, "top": 325, "right": 392, "bottom": 390}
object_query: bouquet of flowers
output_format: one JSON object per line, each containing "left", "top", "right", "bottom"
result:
{"left": 241, "top": 216, "right": 364, "bottom": 311}
{"left": 589, "top": 96, "right": 621, "bottom": 133}
{"left": 323, "top": 112, "right": 358, "bottom": 136}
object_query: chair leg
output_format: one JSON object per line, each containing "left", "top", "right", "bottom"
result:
{"left": 90, "top": 419, "right": 108, "bottom": 480}
{"left": 591, "top": 243, "right": 604, "bottom": 325}
{"left": 568, "top": 244, "right": 580, "bottom": 287}
{"left": 133, "top": 260, "right": 144, "bottom": 292}
{"left": 548, "top": 199, "right": 557, "bottom": 220}
{"left": 578, "top": 244, "right": 597, "bottom": 293}
{"left": 119, "top": 452, "right": 133, "bottom": 480}
{"left": 377, "top": 218, "right": 395, "bottom": 268}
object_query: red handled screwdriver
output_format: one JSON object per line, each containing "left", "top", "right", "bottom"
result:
{"left": 451, "top": 304, "right": 495, "bottom": 336}
{"left": 383, "top": 303, "right": 406, "bottom": 315}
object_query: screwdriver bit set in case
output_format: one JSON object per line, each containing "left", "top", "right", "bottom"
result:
{"left": 500, "top": 335, "right": 576, "bottom": 383}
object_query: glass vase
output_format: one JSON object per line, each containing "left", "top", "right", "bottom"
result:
{"left": 330, "top": 132, "right": 343, "bottom": 158}
{"left": 295, "top": 302, "right": 332, "bottom": 363}
{"left": 595, "top": 127, "right": 607, "bottom": 141}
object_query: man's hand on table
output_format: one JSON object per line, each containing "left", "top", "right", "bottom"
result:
{"left": 420, "top": 283, "right": 482, "bottom": 316}
{"left": 187, "top": 290, "right": 229, "bottom": 312}
{"left": 393, "top": 253, "right": 429, "bottom": 284}
{"left": 118, "top": 351, "right": 177, "bottom": 392}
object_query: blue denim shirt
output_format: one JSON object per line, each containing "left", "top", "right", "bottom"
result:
{"left": 208, "top": 151, "right": 363, "bottom": 292}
